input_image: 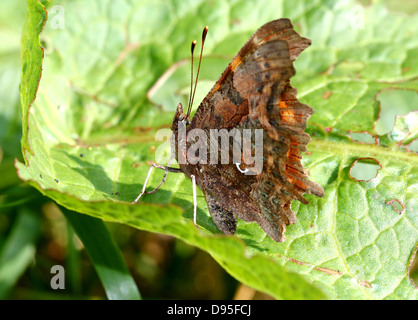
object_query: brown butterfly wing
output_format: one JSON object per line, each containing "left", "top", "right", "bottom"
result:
{"left": 189, "top": 19, "right": 311, "bottom": 130}
{"left": 182, "top": 19, "right": 324, "bottom": 242}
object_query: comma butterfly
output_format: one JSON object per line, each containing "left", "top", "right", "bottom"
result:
{"left": 134, "top": 19, "right": 324, "bottom": 242}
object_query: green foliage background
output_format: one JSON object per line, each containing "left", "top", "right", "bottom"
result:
{"left": 1, "top": 0, "right": 417, "bottom": 299}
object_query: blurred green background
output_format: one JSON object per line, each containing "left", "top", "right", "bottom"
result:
{"left": 1, "top": 0, "right": 417, "bottom": 299}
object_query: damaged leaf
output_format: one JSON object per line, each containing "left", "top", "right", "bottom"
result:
{"left": 17, "top": 0, "right": 418, "bottom": 299}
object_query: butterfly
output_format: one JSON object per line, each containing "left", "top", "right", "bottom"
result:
{"left": 134, "top": 18, "right": 324, "bottom": 242}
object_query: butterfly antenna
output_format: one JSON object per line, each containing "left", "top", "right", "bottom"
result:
{"left": 187, "top": 40, "right": 197, "bottom": 119}
{"left": 186, "top": 26, "right": 208, "bottom": 120}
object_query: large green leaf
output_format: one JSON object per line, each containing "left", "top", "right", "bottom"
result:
{"left": 17, "top": 0, "right": 418, "bottom": 299}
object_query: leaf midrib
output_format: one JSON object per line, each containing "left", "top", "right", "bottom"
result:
{"left": 309, "top": 138, "right": 418, "bottom": 163}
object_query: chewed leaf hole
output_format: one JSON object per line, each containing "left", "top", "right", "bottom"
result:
{"left": 386, "top": 199, "right": 405, "bottom": 214}
{"left": 40, "top": 35, "right": 52, "bottom": 55}
{"left": 408, "top": 139, "right": 418, "bottom": 152}
{"left": 349, "top": 158, "right": 382, "bottom": 181}
{"left": 375, "top": 89, "right": 418, "bottom": 135}
{"left": 408, "top": 246, "right": 418, "bottom": 289}
{"left": 349, "top": 132, "right": 376, "bottom": 144}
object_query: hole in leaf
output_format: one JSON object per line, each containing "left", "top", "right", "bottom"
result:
{"left": 408, "top": 139, "right": 418, "bottom": 152}
{"left": 386, "top": 199, "right": 405, "bottom": 214}
{"left": 40, "top": 36, "right": 52, "bottom": 55}
{"left": 349, "top": 158, "right": 381, "bottom": 181}
{"left": 40, "top": 39, "right": 47, "bottom": 50}
{"left": 349, "top": 132, "right": 376, "bottom": 144}
{"left": 375, "top": 89, "right": 418, "bottom": 135}
{"left": 408, "top": 246, "right": 418, "bottom": 289}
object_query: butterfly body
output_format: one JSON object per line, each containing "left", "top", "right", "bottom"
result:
{"left": 171, "top": 19, "right": 324, "bottom": 242}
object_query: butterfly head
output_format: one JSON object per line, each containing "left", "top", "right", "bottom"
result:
{"left": 171, "top": 26, "right": 208, "bottom": 135}
{"left": 171, "top": 103, "right": 190, "bottom": 134}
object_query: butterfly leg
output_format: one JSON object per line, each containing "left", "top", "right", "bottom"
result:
{"left": 132, "top": 134, "right": 182, "bottom": 204}
{"left": 131, "top": 160, "right": 181, "bottom": 205}
{"left": 191, "top": 174, "right": 199, "bottom": 228}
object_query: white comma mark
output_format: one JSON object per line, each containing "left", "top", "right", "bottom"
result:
{"left": 236, "top": 163, "right": 249, "bottom": 174}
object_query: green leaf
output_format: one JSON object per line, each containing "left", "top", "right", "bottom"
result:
{"left": 62, "top": 208, "right": 141, "bottom": 300}
{"left": 17, "top": 0, "right": 418, "bottom": 299}
{"left": 0, "top": 209, "right": 41, "bottom": 299}
{"left": 19, "top": 0, "right": 47, "bottom": 156}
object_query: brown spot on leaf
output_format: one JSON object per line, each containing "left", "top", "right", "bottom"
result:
{"left": 314, "top": 267, "right": 342, "bottom": 276}
{"left": 132, "top": 162, "right": 141, "bottom": 168}
{"left": 322, "top": 64, "right": 334, "bottom": 75}
{"left": 287, "top": 258, "right": 342, "bottom": 276}
{"left": 288, "top": 258, "right": 309, "bottom": 266}
{"left": 135, "top": 126, "right": 152, "bottom": 133}
{"left": 322, "top": 91, "right": 333, "bottom": 99}
{"left": 358, "top": 280, "right": 372, "bottom": 288}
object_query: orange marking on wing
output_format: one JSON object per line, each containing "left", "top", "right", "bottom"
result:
{"left": 230, "top": 55, "right": 243, "bottom": 71}
{"left": 287, "top": 147, "right": 301, "bottom": 163}
{"left": 286, "top": 165, "right": 303, "bottom": 176}
{"left": 213, "top": 55, "right": 243, "bottom": 92}
{"left": 285, "top": 164, "right": 307, "bottom": 187}
{"left": 278, "top": 100, "right": 288, "bottom": 109}
{"left": 286, "top": 176, "right": 307, "bottom": 191}
{"left": 279, "top": 109, "right": 298, "bottom": 125}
